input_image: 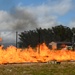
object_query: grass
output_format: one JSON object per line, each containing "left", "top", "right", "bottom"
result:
{"left": 0, "top": 63, "right": 75, "bottom": 75}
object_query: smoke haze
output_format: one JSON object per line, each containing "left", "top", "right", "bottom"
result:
{"left": 9, "top": 7, "right": 38, "bottom": 31}
{"left": 0, "top": 0, "right": 73, "bottom": 46}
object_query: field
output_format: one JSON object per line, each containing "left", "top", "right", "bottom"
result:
{"left": 0, "top": 62, "right": 75, "bottom": 75}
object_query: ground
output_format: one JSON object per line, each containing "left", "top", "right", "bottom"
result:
{"left": 0, "top": 62, "right": 75, "bottom": 75}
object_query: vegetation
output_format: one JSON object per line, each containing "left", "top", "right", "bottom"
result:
{"left": 0, "top": 63, "right": 75, "bottom": 75}
{"left": 19, "top": 25, "right": 75, "bottom": 48}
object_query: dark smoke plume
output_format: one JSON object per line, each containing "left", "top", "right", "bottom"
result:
{"left": 10, "top": 7, "right": 38, "bottom": 31}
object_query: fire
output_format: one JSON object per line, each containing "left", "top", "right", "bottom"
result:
{"left": 0, "top": 37, "right": 2, "bottom": 41}
{"left": 0, "top": 43, "right": 75, "bottom": 64}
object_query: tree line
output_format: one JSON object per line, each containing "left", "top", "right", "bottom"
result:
{"left": 18, "top": 25, "right": 75, "bottom": 48}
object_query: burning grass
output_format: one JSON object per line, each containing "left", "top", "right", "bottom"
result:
{"left": 0, "top": 43, "right": 75, "bottom": 64}
{"left": 0, "top": 63, "right": 75, "bottom": 75}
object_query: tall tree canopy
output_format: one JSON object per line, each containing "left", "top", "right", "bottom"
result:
{"left": 52, "top": 25, "right": 73, "bottom": 42}
{"left": 19, "top": 25, "right": 73, "bottom": 48}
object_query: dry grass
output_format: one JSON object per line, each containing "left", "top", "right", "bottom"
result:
{"left": 0, "top": 62, "right": 75, "bottom": 75}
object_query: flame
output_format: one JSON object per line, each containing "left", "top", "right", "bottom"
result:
{"left": 0, "top": 38, "right": 2, "bottom": 41}
{"left": 0, "top": 43, "right": 75, "bottom": 64}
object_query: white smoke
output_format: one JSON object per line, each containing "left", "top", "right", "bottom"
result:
{"left": 0, "top": 0, "right": 72, "bottom": 31}
{"left": 0, "top": 0, "right": 73, "bottom": 45}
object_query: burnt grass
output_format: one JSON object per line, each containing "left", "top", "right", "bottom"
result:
{"left": 0, "top": 62, "right": 75, "bottom": 75}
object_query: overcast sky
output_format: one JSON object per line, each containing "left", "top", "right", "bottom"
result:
{"left": 0, "top": 0, "right": 75, "bottom": 44}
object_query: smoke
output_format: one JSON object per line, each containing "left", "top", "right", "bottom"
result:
{"left": 0, "top": 0, "right": 73, "bottom": 46}
{"left": 0, "top": 6, "right": 39, "bottom": 45}
{"left": 9, "top": 7, "right": 38, "bottom": 31}
{"left": 0, "top": 0, "right": 72, "bottom": 31}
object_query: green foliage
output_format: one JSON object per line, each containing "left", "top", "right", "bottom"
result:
{"left": 18, "top": 25, "right": 73, "bottom": 48}
{"left": 52, "top": 25, "right": 73, "bottom": 42}
{"left": 72, "top": 27, "right": 75, "bottom": 33}
{"left": 19, "top": 28, "right": 53, "bottom": 48}
{"left": 19, "top": 30, "right": 39, "bottom": 48}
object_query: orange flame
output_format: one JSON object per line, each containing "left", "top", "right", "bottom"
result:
{"left": 0, "top": 38, "right": 2, "bottom": 41}
{"left": 0, "top": 43, "right": 75, "bottom": 64}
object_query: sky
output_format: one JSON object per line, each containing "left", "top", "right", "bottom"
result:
{"left": 0, "top": 0, "right": 75, "bottom": 44}
{"left": 0, "top": 0, "right": 75, "bottom": 30}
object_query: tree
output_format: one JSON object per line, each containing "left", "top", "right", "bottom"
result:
{"left": 36, "top": 28, "right": 53, "bottom": 44}
{"left": 52, "top": 25, "right": 72, "bottom": 42}
{"left": 18, "top": 25, "right": 73, "bottom": 48}
{"left": 19, "top": 28, "right": 54, "bottom": 48}
{"left": 19, "top": 30, "right": 39, "bottom": 48}
{"left": 72, "top": 27, "right": 75, "bottom": 33}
